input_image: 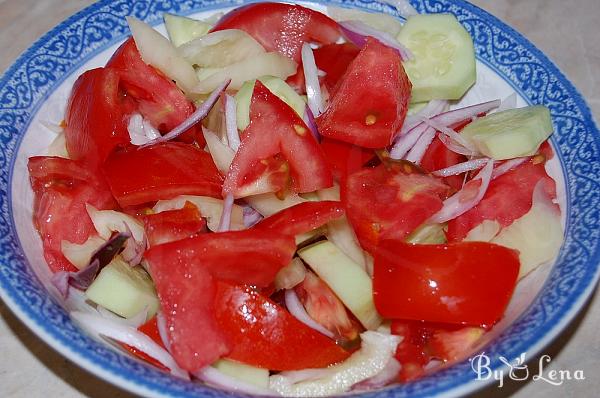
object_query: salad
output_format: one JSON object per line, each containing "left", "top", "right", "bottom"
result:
{"left": 28, "top": 1, "right": 564, "bottom": 395}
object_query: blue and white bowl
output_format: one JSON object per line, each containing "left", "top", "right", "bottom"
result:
{"left": 1, "top": 1, "right": 599, "bottom": 397}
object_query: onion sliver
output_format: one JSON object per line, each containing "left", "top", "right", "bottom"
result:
{"left": 284, "top": 289, "right": 335, "bottom": 339}
{"left": 438, "top": 133, "right": 477, "bottom": 156}
{"left": 381, "top": 0, "right": 419, "bottom": 18}
{"left": 303, "top": 106, "right": 320, "bottom": 141}
{"left": 302, "top": 43, "right": 324, "bottom": 116}
{"left": 492, "top": 157, "right": 530, "bottom": 179}
{"left": 429, "top": 160, "right": 494, "bottom": 223}
{"left": 156, "top": 311, "right": 172, "bottom": 352}
{"left": 140, "top": 79, "right": 230, "bottom": 147}
{"left": 71, "top": 311, "right": 189, "bottom": 379}
{"left": 399, "top": 99, "right": 447, "bottom": 137}
{"left": 432, "top": 158, "right": 490, "bottom": 177}
{"left": 390, "top": 99, "right": 500, "bottom": 159}
{"left": 352, "top": 357, "right": 401, "bottom": 391}
{"left": 224, "top": 94, "right": 240, "bottom": 151}
{"left": 405, "top": 126, "right": 436, "bottom": 164}
{"left": 339, "top": 20, "right": 412, "bottom": 61}
{"left": 242, "top": 205, "right": 263, "bottom": 228}
{"left": 217, "top": 193, "right": 234, "bottom": 232}
{"left": 128, "top": 113, "right": 161, "bottom": 146}
{"left": 420, "top": 116, "right": 475, "bottom": 151}
{"left": 193, "top": 366, "right": 276, "bottom": 396}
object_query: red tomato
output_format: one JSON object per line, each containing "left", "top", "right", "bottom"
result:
{"left": 147, "top": 253, "right": 229, "bottom": 372}
{"left": 320, "top": 137, "right": 375, "bottom": 180}
{"left": 106, "top": 38, "right": 201, "bottom": 145}
{"left": 254, "top": 200, "right": 345, "bottom": 236}
{"left": 316, "top": 38, "right": 412, "bottom": 148}
{"left": 390, "top": 320, "right": 431, "bottom": 381}
{"left": 121, "top": 317, "right": 169, "bottom": 371}
{"left": 223, "top": 81, "right": 332, "bottom": 197}
{"left": 446, "top": 158, "right": 556, "bottom": 241}
{"left": 215, "top": 282, "right": 350, "bottom": 370}
{"left": 314, "top": 43, "right": 361, "bottom": 95}
{"left": 343, "top": 163, "right": 448, "bottom": 253}
{"left": 144, "top": 229, "right": 296, "bottom": 288}
{"left": 143, "top": 202, "right": 207, "bottom": 246}
{"left": 102, "top": 142, "right": 223, "bottom": 207}
{"left": 210, "top": 2, "right": 341, "bottom": 63}
{"left": 64, "top": 68, "right": 131, "bottom": 169}
{"left": 420, "top": 135, "right": 468, "bottom": 191}
{"left": 28, "top": 157, "right": 116, "bottom": 273}
{"left": 373, "top": 240, "right": 520, "bottom": 326}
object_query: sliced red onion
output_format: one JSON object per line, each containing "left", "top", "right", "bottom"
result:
{"left": 242, "top": 205, "right": 263, "bottom": 228}
{"left": 390, "top": 99, "right": 500, "bottom": 159}
{"left": 433, "top": 158, "right": 490, "bottom": 177}
{"left": 156, "top": 311, "right": 172, "bottom": 352}
{"left": 302, "top": 43, "right": 324, "bottom": 116}
{"left": 429, "top": 160, "right": 494, "bottom": 223}
{"left": 277, "top": 368, "right": 332, "bottom": 384}
{"left": 193, "top": 367, "right": 276, "bottom": 396}
{"left": 405, "top": 126, "right": 436, "bottom": 164}
{"left": 52, "top": 232, "right": 131, "bottom": 298}
{"left": 495, "top": 92, "right": 518, "bottom": 113}
{"left": 381, "top": 0, "right": 419, "bottom": 18}
{"left": 352, "top": 357, "right": 401, "bottom": 391}
{"left": 128, "top": 113, "right": 161, "bottom": 146}
{"left": 303, "top": 105, "right": 321, "bottom": 141}
{"left": 284, "top": 289, "right": 335, "bottom": 339}
{"left": 492, "top": 156, "right": 530, "bottom": 179}
{"left": 339, "top": 20, "right": 412, "bottom": 61}
{"left": 224, "top": 94, "right": 240, "bottom": 152}
{"left": 217, "top": 193, "right": 234, "bottom": 232}
{"left": 139, "top": 79, "right": 230, "bottom": 148}
{"left": 438, "top": 133, "right": 477, "bottom": 156}
{"left": 399, "top": 100, "right": 448, "bottom": 137}
{"left": 121, "top": 223, "right": 147, "bottom": 265}
{"left": 421, "top": 116, "right": 475, "bottom": 151}
{"left": 71, "top": 311, "right": 189, "bottom": 379}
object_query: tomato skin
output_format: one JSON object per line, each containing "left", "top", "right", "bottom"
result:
{"left": 320, "top": 137, "right": 374, "bottom": 180}
{"left": 147, "top": 253, "right": 229, "bottom": 372}
{"left": 254, "top": 200, "right": 344, "bottom": 236}
{"left": 343, "top": 163, "right": 448, "bottom": 253}
{"left": 373, "top": 240, "right": 520, "bottom": 326}
{"left": 144, "top": 229, "right": 295, "bottom": 288}
{"left": 223, "top": 81, "right": 332, "bottom": 197}
{"left": 316, "top": 38, "right": 412, "bottom": 149}
{"left": 28, "top": 157, "right": 116, "bottom": 273}
{"left": 314, "top": 43, "right": 361, "bottom": 95}
{"left": 106, "top": 38, "right": 202, "bottom": 145}
{"left": 143, "top": 202, "right": 206, "bottom": 246}
{"left": 446, "top": 159, "right": 556, "bottom": 241}
{"left": 102, "top": 142, "right": 223, "bottom": 207}
{"left": 210, "top": 2, "right": 341, "bottom": 63}
{"left": 215, "top": 282, "right": 350, "bottom": 370}
{"left": 64, "top": 68, "right": 131, "bottom": 169}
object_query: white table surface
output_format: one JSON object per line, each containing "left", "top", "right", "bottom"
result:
{"left": 0, "top": 1, "right": 598, "bottom": 397}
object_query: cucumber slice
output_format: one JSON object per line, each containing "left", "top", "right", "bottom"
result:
{"left": 298, "top": 240, "right": 382, "bottom": 330}
{"left": 397, "top": 14, "right": 476, "bottom": 103}
{"left": 235, "top": 76, "right": 307, "bottom": 130}
{"left": 85, "top": 257, "right": 159, "bottom": 320}
{"left": 213, "top": 359, "right": 270, "bottom": 388}
{"left": 406, "top": 223, "right": 447, "bottom": 244}
{"left": 164, "top": 13, "right": 211, "bottom": 47}
{"left": 460, "top": 106, "right": 553, "bottom": 160}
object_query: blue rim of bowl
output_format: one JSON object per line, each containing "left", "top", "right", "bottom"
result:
{"left": 0, "top": 0, "right": 599, "bottom": 397}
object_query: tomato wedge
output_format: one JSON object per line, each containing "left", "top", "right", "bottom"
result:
{"left": 215, "top": 282, "right": 350, "bottom": 370}
{"left": 314, "top": 43, "right": 361, "bottom": 95}
{"left": 343, "top": 163, "right": 448, "bottom": 253}
{"left": 254, "top": 200, "right": 344, "bottom": 236}
{"left": 144, "top": 229, "right": 295, "bottom": 288}
{"left": 106, "top": 38, "right": 201, "bottom": 145}
{"left": 28, "top": 157, "right": 116, "bottom": 272}
{"left": 143, "top": 202, "right": 207, "bottom": 246}
{"left": 420, "top": 135, "right": 468, "bottom": 191}
{"left": 64, "top": 68, "right": 132, "bottom": 169}
{"left": 102, "top": 142, "right": 223, "bottom": 207}
{"left": 147, "top": 252, "right": 229, "bottom": 372}
{"left": 210, "top": 2, "right": 341, "bottom": 62}
{"left": 320, "top": 137, "right": 375, "bottom": 180}
{"left": 316, "top": 38, "right": 412, "bottom": 148}
{"left": 223, "top": 80, "right": 332, "bottom": 198}
{"left": 373, "top": 240, "right": 520, "bottom": 326}
{"left": 446, "top": 158, "right": 556, "bottom": 241}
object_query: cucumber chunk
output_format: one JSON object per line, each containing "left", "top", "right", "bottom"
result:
{"left": 235, "top": 76, "right": 307, "bottom": 130}
{"left": 460, "top": 106, "right": 553, "bottom": 160}
{"left": 213, "top": 359, "right": 270, "bottom": 388}
{"left": 397, "top": 14, "right": 476, "bottom": 103}
{"left": 298, "top": 241, "right": 382, "bottom": 330}
{"left": 164, "top": 13, "right": 211, "bottom": 47}
{"left": 85, "top": 257, "right": 159, "bottom": 320}
{"left": 406, "top": 223, "right": 447, "bottom": 244}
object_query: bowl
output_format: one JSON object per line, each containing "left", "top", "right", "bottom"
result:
{"left": 1, "top": 0, "right": 599, "bottom": 397}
